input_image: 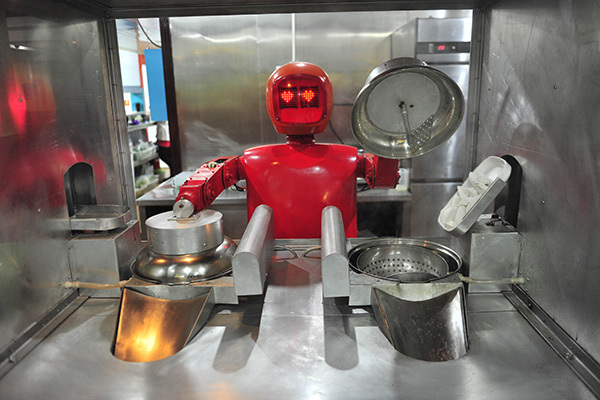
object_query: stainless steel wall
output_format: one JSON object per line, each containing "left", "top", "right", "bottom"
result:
{"left": 478, "top": 0, "right": 600, "bottom": 361}
{"left": 169, "top": 10, "right": 472, "bottom": 170}
{"left": 0, "top": 4, "right": 124, "bottom": 353}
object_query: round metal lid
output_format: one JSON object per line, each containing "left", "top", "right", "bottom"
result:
{"left": 351, "top": 58, "right": 464, "bottom": 159}
{"left": 146, "top": 209, "right": 224, "bottom": 256}
{"left": 132, "top": 237, "right": 237, "bottom": 284}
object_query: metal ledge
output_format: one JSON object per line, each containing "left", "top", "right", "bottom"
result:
{"left": 0, "top": 292, "right": 87, "bottom": 379}
{"left": 505, "top": 286, "right": 600, "bottom": 398}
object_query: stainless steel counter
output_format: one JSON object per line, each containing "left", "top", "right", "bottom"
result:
{"left": 137, "top": 176, "right": 412, "bottom": 206}
{"left": 136, "top": 176, "right": 413, "bottom": 239}
{"left": 0, "top": 246, "right": 594, "bottom": 399}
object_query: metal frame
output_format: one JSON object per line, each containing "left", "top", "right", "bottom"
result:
{"left": 100, "top": 18, "right": 138, "bottom": 217}
{"left": 96, "top": 1, "right": 492, "bottom": 19}
{"left": 464, "top": 7, "right": 485, "bottom": 171}
{"left": 159, "top": 16, "right": 183, "bottom": 175}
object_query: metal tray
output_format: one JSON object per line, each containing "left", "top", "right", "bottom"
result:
{"left": 70, "top": 205, "right": 131, "bottom": 231}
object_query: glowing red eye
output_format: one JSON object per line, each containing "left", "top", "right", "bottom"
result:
{"left": 273, "top": 78, "right": 324, "bottom": 125}
{"left": 281, "top": 90, "right": 295, "bottom": 103}
{"left": 301, "top": 89, "right": 315, "bottom": 102}
{"left": 300, "top": 86, "right": 319, "bottom": 108}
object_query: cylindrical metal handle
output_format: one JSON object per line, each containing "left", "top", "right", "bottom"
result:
{"left": 232, "top": 205, "right": 275, "bottom": 296}
{"left": 321, "top": 206, "right": 350, "bottom": 298}
{"left": 321, "top": 206, "right": 346, "bottom": 259}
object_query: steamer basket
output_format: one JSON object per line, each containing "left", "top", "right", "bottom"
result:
{"left": 348, "top": 238, "right": 461, "bottom": 283}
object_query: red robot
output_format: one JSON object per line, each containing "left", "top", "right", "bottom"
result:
{"left": 173, "top": 62, "right": 398, "bottom": 238}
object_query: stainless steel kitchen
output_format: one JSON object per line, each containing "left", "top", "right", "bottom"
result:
{"left": 0, "top": 0, "right": 599, "bottom": 398}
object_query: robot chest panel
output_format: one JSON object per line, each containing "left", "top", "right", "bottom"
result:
{"left": 243, "top": 144, "right": 358, "bottom": 197}
{"left": 242, "top": 144, "right": 359, "bottom": 238}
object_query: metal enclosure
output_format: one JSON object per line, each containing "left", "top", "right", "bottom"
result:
{"left": 0, "top": 2, "right": 132, "bottom": 358}
{"left": 0, "top": 0, "right": 600, "bottom": 397}
{"left": 477, "top": 0, "right": 600, "bottom": 362}
{"left": 68, "top": 222, "right": 142, "bottom": 297}
{"left": 457, "top": 219, "right": 521, "bottom": 293}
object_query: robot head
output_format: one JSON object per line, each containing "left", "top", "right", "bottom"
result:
{"left": 266, "top": 62, "right": 333, "bottom": 135}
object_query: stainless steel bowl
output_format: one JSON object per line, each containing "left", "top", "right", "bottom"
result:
{"left": 132, "top": 237, "right": 237, "bottom": 284}
{"left": 348, "top": 238, "right": 462, "bottom": 283}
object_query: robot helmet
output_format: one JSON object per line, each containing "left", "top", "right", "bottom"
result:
{"left": 266, "top": 62, "right": 333, "bottom": 135}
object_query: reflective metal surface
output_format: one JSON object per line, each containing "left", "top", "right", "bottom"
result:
{"left": 417, "top": 16, "right": 472, "bottom": 43}
{"left": 391, "top": 16, "right": 472, "bottom": 236}
{"left": 349, "top": 237, "right": 462, "bottom": 282}
{"left": 0, "top": 3, "right": 125, "bottom": 356}
{"left": 320, "top": 206, "right": 351, "bottom": 298}
{"left": 356, "top": 245, "right": 449, "bottom": 282}
{"left": 371, "top": 283, "right": 468, "bottom": 361}
{"left": 477, "top": 0, "right": 600, "bottom": 363}
{"left": 169, "top": 10, "right": 473, "bottom": 170}
{"left": 68, "top": 221, "right": 142, "bottom": 297}
{"left": 132, "top": 237, "right": 237, "bottom": 284}
{"left": 232, "top": 205, "right": 275, "bottom": 296}
{"left": 410, "top": 64, "right": 470, "bottom": 181}
{"left": 457, "top": 219, "right": 521, "bottom": 293}
{"left": 351, "top": 58, "right": 465, "bottom": 158}
{"left": 146, "top": 210, "right": 224, "bottom": 255}
{"left": 0, "top": 249, "right": 595, "bottom": 399}
{"left": 69, "top": 205, "right": 131, "bottom": 231}
{"left": 113, "top": 283, "right": 214, "bottom": 362}
{"left": 410, "top": 182, "right": 460, "bottom": 236}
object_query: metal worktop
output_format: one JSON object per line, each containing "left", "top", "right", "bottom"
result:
{"left": 136, "top": 176, "right": 413, "bottom": 239}
{"left": 0, "top": 245, "right": 594, "bottom": 399}
{"left": 137, "top": 176, "right": 412, "bottom": 206}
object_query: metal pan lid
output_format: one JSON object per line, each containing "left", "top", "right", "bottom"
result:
{"left": 146, "top": 209, "right": 224, "bottom": 255}
{"left": 351, "top": 57, "right": 464, "bottom": 159}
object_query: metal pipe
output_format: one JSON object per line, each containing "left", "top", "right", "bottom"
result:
{"left": 291, "top": 13, "right": 296, "bottom": 62}
{"left": 63, "top": 280, "right": 130, "bottom": 289}
{"left": 457, "top": 273, "right": 525, "bottom": 285}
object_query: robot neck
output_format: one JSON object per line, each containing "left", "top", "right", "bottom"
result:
{"left": 286, "top": 134, "right": 315, "bottom": 146}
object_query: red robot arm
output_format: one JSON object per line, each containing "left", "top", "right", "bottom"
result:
{"left": 359, "top": 153, "right": 399, "bottom": 188}
{"left": 173, "top": 156, "right": 243, "bottom": 218}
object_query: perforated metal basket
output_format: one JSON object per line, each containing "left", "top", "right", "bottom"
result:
{"left": 348, "top": 238, "right": 461, "bottom": 283}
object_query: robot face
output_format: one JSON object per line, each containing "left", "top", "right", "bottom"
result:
{"left": 266, "top": 62, "right": 333, "bottom": 135}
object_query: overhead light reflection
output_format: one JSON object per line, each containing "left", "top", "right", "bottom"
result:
{"left": 9, "top": 44, "right": 35, "bottom": 51}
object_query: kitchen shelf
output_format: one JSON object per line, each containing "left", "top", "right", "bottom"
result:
{"left": 133, "top": 153, "right": 158, "bottom": 167}
{"left": 126, "top": 111, "right": 149, "bottom": 117}
{"left": 127, "top": 121, "right": 157, "bottom": 132}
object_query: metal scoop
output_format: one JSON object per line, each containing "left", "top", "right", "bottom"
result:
{"left": 400, "top": 101, "right": 434, "bottom": 154}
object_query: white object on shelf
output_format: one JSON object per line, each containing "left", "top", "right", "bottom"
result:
{"left": 172, "top": 171, "right": 195, "bottom": 196}
{"left": 133, "top": 143, "right": 157, "bottom": 162}
{"left": 438, "top": 156, "right": 512, "bottom": 235}
{"left": 396, "top": 168, "right": 410, "bottom": 191}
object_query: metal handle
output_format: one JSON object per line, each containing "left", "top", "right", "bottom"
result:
{"left": 321, "top": 206, "right": 350, "bottom": 298}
